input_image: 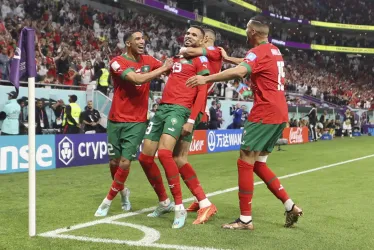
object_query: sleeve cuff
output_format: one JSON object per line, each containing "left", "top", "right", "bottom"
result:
{"left": 197, "top": 69, "right": 210, "bottom": 76}
{"left": 202, "top": 48, "right": 207, "bottom": 56}
{"left": 120, "top": 68, "right": 134, "bottom": 80}
{"left": 187, "top": 119, "right": 195, "bottom": 124}
{"left": 239, "top": 62, "right": 252, "bottom": 78}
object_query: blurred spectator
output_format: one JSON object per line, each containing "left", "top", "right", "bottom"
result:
{"left": 63, "top": 95, "right": 81, "bottom": 134}
{"left": 0, "top": 91, "right": 20, "bottom": 135}
{"left": 149, "top": 103, "right": 158, "bottom": 121}
{"left": 228, "top": 103, "right": 242, "bottom": 129}
{"left": 209, "top": 100, "right": 218, "bottom": 130}
{"left": 216, "top": 102, "right": 223, "bottom": 128}
{"left": 93, "top": 61, "right": 109, "bottom": 95}
{"left": 82, "top": 100, "right": 101, "bottom": 133}
{"left": 0, "top": 47, "right": 10, "bottom": 80}
{"left": 35, "top": 99, "right": 49, "bottom": 134}
{"left": 51, "top": 99, "right": 65, "bottom": 130}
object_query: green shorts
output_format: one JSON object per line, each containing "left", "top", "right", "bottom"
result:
{"left": 182, "top": 112, "right": 202, "bottom": 143}
{"left": 107, "top": 120, "right": 147, "bottom": 161}
{"left": 241, "top": 121, "right": 286, "bottom": 153}
{"left": 144, "top": 104, "right": 190, "bottom": 141}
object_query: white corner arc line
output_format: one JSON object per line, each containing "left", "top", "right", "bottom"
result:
{"left": 39, "top": 154, "right": 374, "bottom": 248}
{"left": 108, "top": 221, "right": 160, "bottom": 244}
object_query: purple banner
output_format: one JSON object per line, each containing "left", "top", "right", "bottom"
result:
{"left": 144, "top": 0, "right": 196, "bottom": 20}
{"left": 9, "top": 27, "right": 36, "bottom": 89}
{"left": 269, "top": 38, "right": 311, "bottom": 50}
{"left": 55, "top": 134, "right": 109, "bottom": 168}
{"left": 262, "top": 11, "right": 310, "bottom": 25}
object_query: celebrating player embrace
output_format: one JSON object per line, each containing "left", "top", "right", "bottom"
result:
{"left": 138, "top": 26, "right": 217, "bottom": 229}
{"left": 186, "top": 16, "right": 303, "bottom": 230}
{"left": 94, "top": 31, "right": 173, "bottom": 217}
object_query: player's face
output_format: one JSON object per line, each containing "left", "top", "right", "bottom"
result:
{"left": 184, "top": 28, "right": 204, "bottom": 48}
{"left": 127, "top": 32, "right": 145, "bottom": 55}
{"left": 246, "top": 21, "right": 256, "bottom": 46}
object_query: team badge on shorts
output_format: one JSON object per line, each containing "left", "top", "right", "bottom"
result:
{"left": 171, "top": 118, "right": 178, "bottom": 126}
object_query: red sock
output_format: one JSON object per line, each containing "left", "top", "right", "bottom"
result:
{"left": 179, "top": 163, "right": 206, "bottom": 201}
{"left": 158, "top": 149, "right": 183, "bottom": 205}
{"left": 237, "top": 159, "right": 254, "bottom": 216}
{"left": 106, "top": 167, "right": 130, "bottom": 200}
{"left": 254, "top": 161, "right": 289, "bottom": 203}
{"left": 110, "top": 165, "right": 119, "bottom": 180}
{"left": 138, "top": 153, "right": 168, "bottom": 202}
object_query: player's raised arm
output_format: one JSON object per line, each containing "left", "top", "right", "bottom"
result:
{"left": 219, "top": 47, "right": 244, "bottom": 65}
{"left": 179, "top": 47, "right": 205, "bottom": 58}
{"left": 186, "top": 65, "right": 248, "bottom": 87}
{"left": 123, "top": 58, "right": 173, "bottom": 85}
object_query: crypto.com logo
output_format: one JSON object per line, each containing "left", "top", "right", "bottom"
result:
{"left": 58, "top": 137, "right": 74, "bottom": 165}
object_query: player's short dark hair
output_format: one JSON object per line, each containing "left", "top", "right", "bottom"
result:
{"left": 250, "top": 15, "right": 270, "bottom": 27}
{"left": 189, "top": 25, "right": 205, "bottom": 37}
{"left": 203, "top": 28, "right": 216, "bottom": 37}
{"left": 123, "top": 30, "right": 141, "bottom": 43}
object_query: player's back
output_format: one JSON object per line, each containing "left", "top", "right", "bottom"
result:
{"left": 161, "top": 56, "right": 210, "bottom": 109}
{"left": 242, "top": 43, "right": 288, "bottom": 124}
{"left": 108, "top": 54, "right": 162, "bottom": 122}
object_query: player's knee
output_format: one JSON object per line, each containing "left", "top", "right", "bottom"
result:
{"left": 119, "top": 158, "right": 131, "bottom": 170}
{"left": 239, "top": 150, "right": 257, "bottom": 165}
{"left": 158, "top": 149, "right": 172, "bottom": 162}
{"left": 173, "top": 155, "right": 187, "bottom": 168}
{"left": 110, "top": 159, "right": 119, "bottom": 168}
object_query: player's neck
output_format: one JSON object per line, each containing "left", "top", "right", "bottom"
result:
{"left": 205, "top": 41, "right": 214, "bottom": 47}
{"left": 124, "top": 51, "right": 140, "bottom": 62}
{"left": 253, "top": 39, "right": 268, "bottom": 47}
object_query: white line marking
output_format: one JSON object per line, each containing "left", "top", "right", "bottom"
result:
{"left": 45, "top": 234, "right": 225, "bottom": 250}
{"left": 109, "top": 221, "right": 160, "bottom": 244}
{"left": 39, "top": 154, "right": 374, "bottom": 249}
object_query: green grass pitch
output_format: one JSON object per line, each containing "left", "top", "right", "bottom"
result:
{"left": 1, "top": 137, "right": 374, "bottom": 250}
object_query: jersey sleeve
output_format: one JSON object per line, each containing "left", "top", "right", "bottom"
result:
{"left": 109, "top": 58, "right": 134, "bottom": 80}
{"left": 202, "top": 46, "right": 222, "bottom": 62}
{"left": 239, "top": 50, "right": 259, "bottom": 77}
{"left": 194, "top": 56, "right": 210, "bottom": 76}
{"left": 149, "top": 56, "right": 163, "bottom": 70}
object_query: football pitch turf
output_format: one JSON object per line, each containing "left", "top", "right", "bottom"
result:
{"left": 1, "top": 137, "right": 374, "bottom": 250}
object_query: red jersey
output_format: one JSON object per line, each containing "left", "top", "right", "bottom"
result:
{"left": 201, "top": 46, "right": 223, "bottom": 112}
{"left": 161, "top": 56, "right": 210, "bottom": 109}
{"left": 240, "top": 43, "right": 288, "bottom": 124}
{"left": 108, "top": 54, "right": 162, "bottom": 122}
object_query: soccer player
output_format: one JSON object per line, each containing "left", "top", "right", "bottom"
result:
{"left": 177, "top": 28, "right": 222, "bottom": 219}
{"left": 94, "top": 31, "right": 173, "bottom": 217}
{"left": 186, "top": 16, "right": 303, "bottom": 230}
{"left": 138, "top": 26, "right": 211, "bottom": 229}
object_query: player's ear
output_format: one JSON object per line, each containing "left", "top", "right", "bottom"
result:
{"left": 125, "top": 39, "right": 131, "bottom": 48}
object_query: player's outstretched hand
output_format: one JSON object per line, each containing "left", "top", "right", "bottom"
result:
{"left": 163, "top": 58, "right": 174, "bottom": 71}
{"left": 218, "top": 47, "right": 228, "bottom": 59}
{"left": 186, "top": 75, "right": 207, "bottom": 88}
{"left": 181, "top": 122, "right": 193, "bottom": 137}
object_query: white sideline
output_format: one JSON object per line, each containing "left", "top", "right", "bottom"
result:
{"left": 39, "top": 154, "right": 374, "bottom": 249}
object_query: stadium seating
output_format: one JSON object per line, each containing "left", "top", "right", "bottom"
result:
{"left": 0, "top": 0, "right": 372, "bottom": 109}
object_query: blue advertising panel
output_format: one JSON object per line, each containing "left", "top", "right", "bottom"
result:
{"left": 0, "top": 135, "right": 56, "bottom": 174}
{"left": 207, "top": 129, "right": 243, "bottom": 153}
{"left": 55, "top": 134, "right": 109, "bottom": 168}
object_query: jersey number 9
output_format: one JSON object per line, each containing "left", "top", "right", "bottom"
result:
{"left": 277, "top": 61, "right": 285, "bottom": 91}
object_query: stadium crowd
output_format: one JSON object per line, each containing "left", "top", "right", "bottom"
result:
{"left": 0, "top": 0, "right": 373, "bottom": 110}
{"left": 247, "top": 0, "right": 374, "bottom": 25}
